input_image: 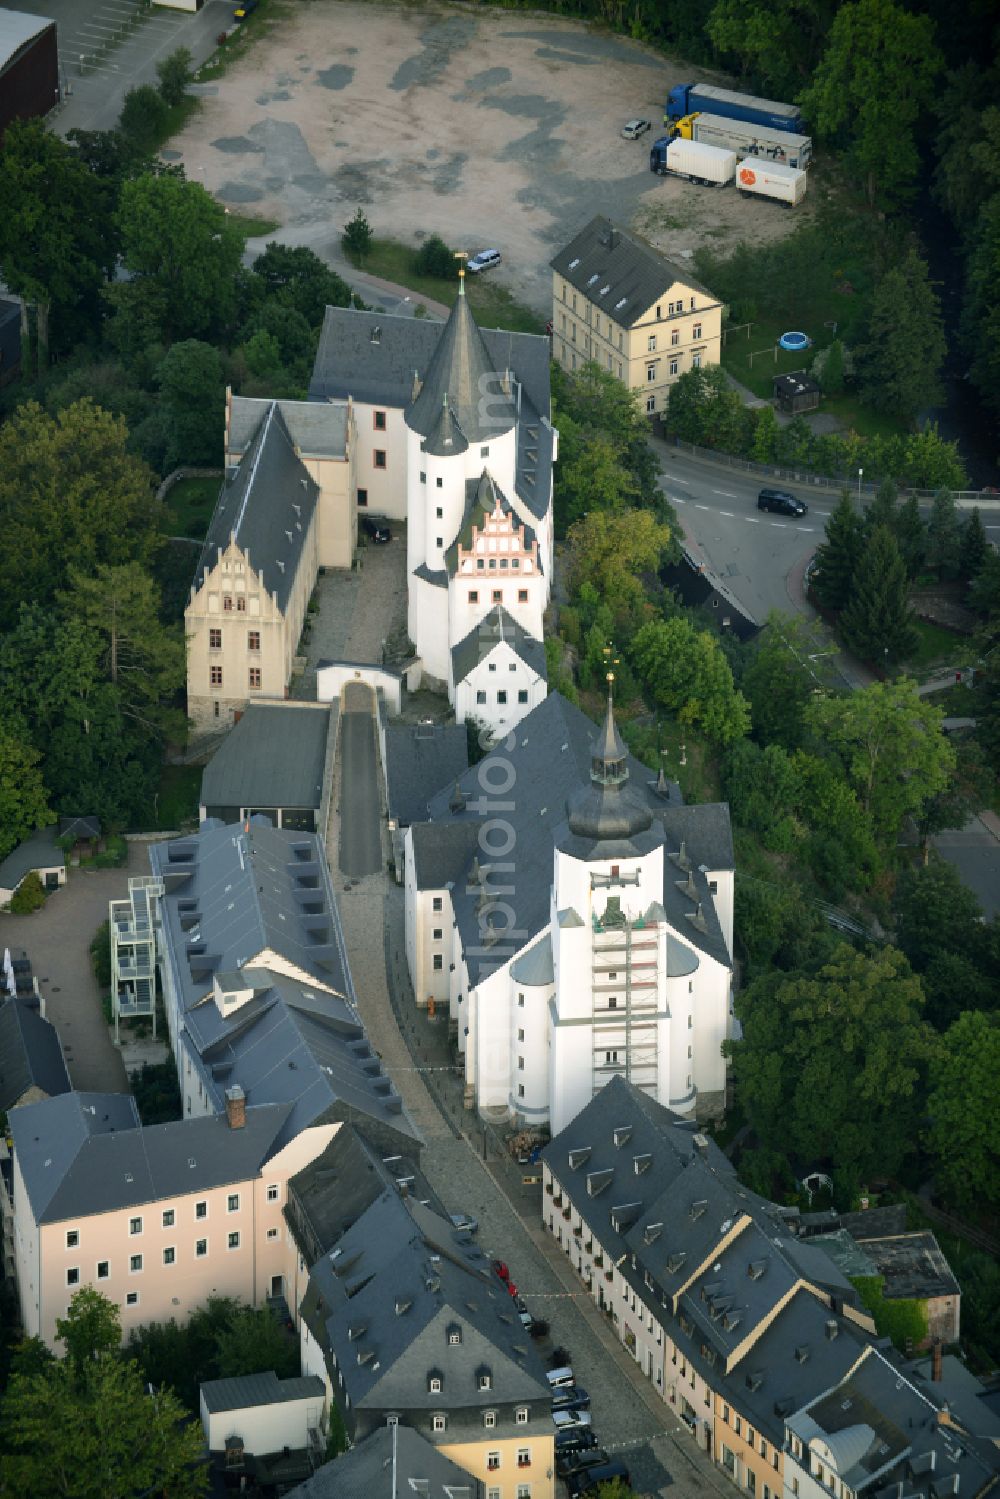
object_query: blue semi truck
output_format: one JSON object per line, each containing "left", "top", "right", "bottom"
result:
{"left": 665, "top": 83, "right": 804, "bottom": 135}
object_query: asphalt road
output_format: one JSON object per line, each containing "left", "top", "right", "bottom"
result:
{"left": 654, "top": 440, "right": 1000, "bottom": 630}
{"left": 337, "top": 685, "right": 382, "bottom": 878}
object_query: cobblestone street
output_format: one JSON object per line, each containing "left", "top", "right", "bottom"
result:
{"left": 322, "top": 678, "right": 727, "bottom": 1494}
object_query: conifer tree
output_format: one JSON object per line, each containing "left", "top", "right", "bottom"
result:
{"left": 960, "top": 507, "right": 989, "bottom": 583}
{"left": 894, "top": 494, "right": 927, "bottom": 579}
{"left": 926, "top": 488, "right": 962, "bottom": 580}
{"left": 857, "top": 251, "right": 947, "bottom": 419}
{"left": 812, "top": 491, "right": 863, "bottom": 611}
{"left": 840, "top": 524, "right": 919, "bottom": 666}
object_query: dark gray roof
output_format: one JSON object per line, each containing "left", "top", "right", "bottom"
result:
{"left": 550, "top": 214, "right": 718, "bottom": 329}
{"left": 409, "top": 822, "right": 482, "bottom": 890}
{"left": 285, "top": 1124, "right": 429, "bottom": 1263}
{"left": 194, "top": 403, "right": 319, "bottom": 613}
{"left": 420, "top": 392, "right": 470, "bottom": 457}
{"left": 309, "top": 307, "right": 554, "bottom": 521}
{"left": 201, "top": 1372, "right": 325, "bottom": 1416}
{"left": 285, "top": 1425, "right": 482, "bottom": 1499}
{"left": 0, "top": 996, "right": 71, "bottom": 1110}
{"left": 57, "top": 816, "right": 101, "bottom": 841}
{"left": 450, "top": 607, "right": 547, "bottom": 686}
{"left": 721, "top": 1288, "right": 867, "bottom": 1447}
{"left": 852, "top": 1232, "right": 961, "bottom": 1302}
{"left": 904, "top": 1352, "right": 1000, "bottom": 1441}
{"left": 384, "top": 723, "right": 469, "bottom": 828}
{"left": 228, "top": 396, "right": 347, "bottom": 459}
{"left": 303, "top": 1190, "right": 550, "bottom": 1422}
{"left": 11, "top": 1094, "right": 291, "bottom": 1225}
{"left": 407, "top": 288, "right": 517, "bottom": 444}
{"left": 150, "top": 820, "right": 418, "bottom": 1149}
{"left": 0, "top": 827, "right": 63, "bottom": 890}
{"left": 413, "top": 561, "right": 449, "bottom": 589}
{"left": 415, "top": 692, "right": 731, "bottom": 981}
{"left": 200, "top": 704, "right": 330, "bottom": 814}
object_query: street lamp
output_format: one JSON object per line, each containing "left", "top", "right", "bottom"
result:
{"left": 857, "top": 467, "right": 863, "bottom": 503}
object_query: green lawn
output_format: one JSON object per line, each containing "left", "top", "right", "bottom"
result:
{"left": 195, "top": 0, "right": 292, "bottom": 83}
{"left": 901, "top": 618, "right": 967, "bottom": 675}
{"left": 348, "top": 238, "right": 546, "bottom": 335}
{"left": 164, "top": 476, "right": 220, "bottom": 540}
{"left": 151, "top": 765, "right": 202, "bottom": 831}
{"left": 225, "top": 210, "right": 281, "bottom": 242}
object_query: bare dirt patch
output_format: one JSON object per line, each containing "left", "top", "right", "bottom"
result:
{"left": 175, "top": 0, "right": 817, "bottom": 312}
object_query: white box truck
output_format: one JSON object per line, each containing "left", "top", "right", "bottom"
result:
{"left": 736, "top": 158, "right": 808, "bottom": 206}
{"left": 662, "top": 137, "right": 736, "bottom": 185}
{"left": 676, "top": 112, "right": 812, "bottom": 170}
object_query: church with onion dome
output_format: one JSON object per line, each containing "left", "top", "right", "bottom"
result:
{"left": 403, "top": 685, "right": 734, "bottom": 1133}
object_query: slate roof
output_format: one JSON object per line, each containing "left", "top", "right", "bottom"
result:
{"left": 201, "top": 1372, "right": 325, "bottom": 1416}
{"left": 302, "top": 1189, "right": 550, "bottom": 1425}
{"left": 413, "top": 692, "right": 731, "bottom": 982}
{"left": 789, "top": 1349, "right": 998, "bottom": 1495}
{"left": 309, "top": 307, "right": 554, "bottom": 521}
{"left": 150, "top": 820, "right": 417, "bottom": 1149}
{"left": 443, "top": 472, "right": 539, "bottom": 577}
{"left": 509, "top": 934, "right": 554, "bottom": 987}
{"left": 285, "top": 1123, "right": 429, "bottom": 1263}
{"left": 228, "top": 396, "right": 348, "bottom": 460}
{"left": 194, "top": 403, "right": 319, "bottom": 613}
{"left": 450, "top": 607, "right": 547, "bottom": 687}
{"left": 543, "top": 1078, "right": 866, "bottom": 1409}
{"left": 12, "top": 1095, "right": 290, "bottom": 1225}
{"left": 0, "top": 827, "right": 64, "bottom": 891}
{"left": 200, "top": 704, "right": 330, "bottom": 814}
{"left": 420, "top": 392, "right": 470, "bottom": 457}
{"left": 0, "top": 995, "right": 71, "bottom": 1110}
{"left": 384, "top": 723, "right": 469, "bottom": 828}
{"left": 550, "top": 214, "right": 718, "bottom": 329}
{"left": 407, "top": 287, "right": 517, "bottom": 444}
{"left": 0, "top": 8, "right": 53, "bottom": 70}
{"left": 285, "top": 1425, "right": 482, "bottom": 1499}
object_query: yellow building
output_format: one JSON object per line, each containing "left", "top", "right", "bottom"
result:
{"left": 549, "top": 214, "right": 722, "bottom": 417}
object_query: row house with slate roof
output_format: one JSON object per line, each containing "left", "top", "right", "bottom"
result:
{"left": 539, "top": 1079, "right": 999, "bottom": 1499}
{"left": 405, "top": 691, "right": 734, "bottom": 1129}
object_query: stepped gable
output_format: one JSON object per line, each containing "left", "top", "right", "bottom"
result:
{"left": 406, "top": 281, "right": 517, "bottom": 444}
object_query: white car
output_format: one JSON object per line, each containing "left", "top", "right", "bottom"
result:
{"left": 466, "top": 249, "right": 501, "bottom": 274}
{"left": 621, "top": 118, "right": 651, "bottom": 139}
{"left": 553, "top": 1409, "right": 593, "bottom": 1430}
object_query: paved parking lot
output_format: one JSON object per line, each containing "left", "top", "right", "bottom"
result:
{"left": 0, "top": 846, "right": 155, "bottom": 1094}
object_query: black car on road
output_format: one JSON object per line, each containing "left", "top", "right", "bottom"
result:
{"left": 757, "top": 487, "right": 807, "bottom": 516}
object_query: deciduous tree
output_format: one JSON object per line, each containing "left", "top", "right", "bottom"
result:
{"left": 156, "top": 340, "right": 225, "bottom": 469}
{"left": 633, "top": 616, "right": 751, "bottom": 745}
{"left": 566, "top": 509, "right": 672, "bottom": 620}
{"left": 805, "top": 679, "right": 955, "bottom": 841}
{"left": 0, "top": 730, "right": 51, "bottom": 864}
{"left": 724, "top": 945, "right": 933, "bottom": 1182}
{"left": 802, "top": 0, "right": 942, "bottom": 208}
{"left": 926, "top": 1011, "right": 1000, "bottom": 1214}
{"left": 155, "top": 46, "right": 193, "bottom": 107}
{"left": 214, "top": 1307, "right": 298, "bottom": 1381}
{"left": 0, "top": 401, "right": 161, "bottom": 629}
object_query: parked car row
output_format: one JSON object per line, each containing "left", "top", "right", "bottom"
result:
{"left": 548, "top": 1362, "right": 630, "bottom": 1494}
{"left": 491, "top": 1260, "right": 544, "bottom": 1337}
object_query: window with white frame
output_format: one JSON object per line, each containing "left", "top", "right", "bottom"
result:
{"left": 129, "top": 1254, "right": 142, "bottom": 1273}
{"left": 195, "top": 1201, "right": 207, "bottom": 1220}
{"left": 195, "top": 1239, "right": 207, "bottom": 1258}
{"left": 126, "top": 1291, "right": 139, "bottom": 1307}
{"left": 163, "top": 1246, "right": 176, "bottom": 1265}
{"left": 517, "top": 1447, "right": 531, "bottom": 1468}
{"left": 67, "top": 1267, "right": 79, "bottom": 1286}
{"left": 487, "top": 1453, "right": 500, "bottom": 1471}
{"left": 432, "top": 1414, "right": 446, "bottom": 1433}
{"left": 267, "top": 1227, "right": 279, "bottom": 1240}
{"left": 97, "top": 1260, "right": 109, "bottom": 1279}
{"left": 227, "top": 1193, "right": 239, "bottom": 1213}
{"left": 516, "top": 1407, "right": 529, "bottom": 1424}
{"left": 129, "top": 1217, "right": 142, "bottom": 1236}
{"left": 517, "top": 1486, "right": 531, "bottom": 1499}
{"left": 484, "top": 1411, "right": 497, "bottom": 1429}
{"left": 66, "top": 1229, "right": 79, "bottom": 1249}
{"left": 266, "top": 1184, "right": 279, "bottom": 1203}
{"left": 162, "top": 1209, "right": 175, "bottom": 1228}
{"left": 228, "top": 1231, "right": 240, "bottom": 1250}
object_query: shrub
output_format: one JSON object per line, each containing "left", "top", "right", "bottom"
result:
{"left": 342, "top": 208, "right": 373, "bottom": 263}
{"left": 118, "top": 85, "right": 170, "bottom": 153}
{"left": 10, "top": 872, "right": 45, "bottom": 915}
{"left": 89, "top": 920, "right": 112, "bottom": 990}
{"left": 414, "top": 234, "right": 457, "bottom": 279}
{"left": 155, "top": 46, "right": 193, "bottom": 107}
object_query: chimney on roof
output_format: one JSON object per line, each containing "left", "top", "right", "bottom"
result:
{"left": 412, "top": 370, "right": 422, "bottom": 401}
{"left": 932, "top": 1338, "right": 943, "bottom": 1382}
{"left": 225, "top": 1084, "right": 246, "bottom": 1130}
{"left": 825, "top": 1319, "right": 838, "bottom": 1341}
{"left": 692, "top": 1133, "right": 709, "bottom": 1160}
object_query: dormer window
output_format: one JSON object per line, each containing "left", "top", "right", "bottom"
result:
{"left": 477, "top": 1367, "right": 492, "bottom": 1390}
{"left": 447, "top": 1325, "right": 462, "bottom": 1346}
{"left": 428, "top": 1372, "right": 443, "bottom": 1394}
{"left": 484, "top": 1410, "right": 497, "bottom": 1428}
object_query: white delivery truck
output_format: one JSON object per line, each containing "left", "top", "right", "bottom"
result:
{"left": 735, "top": 158, "right": 808, "bottom": 206}
{"left": 662, "top": 137, "right": 737, "bottom": 186}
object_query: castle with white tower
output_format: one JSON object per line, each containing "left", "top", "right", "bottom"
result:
{"left": 186, "top": 277, "right": 556, "bottom": 737}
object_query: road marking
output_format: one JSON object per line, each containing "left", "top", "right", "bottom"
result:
{"left": 719, "top": 511, "right": 734, "bottom": 518}
{"left": 695, "top": 504, "right": 711, "bottom": 511}
{"left": 670, "top": 477, "right": 690, "bottom": 486}
{"left": 799, "top": 526, "right": 816, "bottom": 532}
{"left": 669, "top": 495, "right": 687, "bottom": 504}
{"left": 745, "top": 517, "right": 760, "bottom": 523}
{"left": 769, "top": 521, "right": 788, "bottom": 528}
{"left": 712, "top": 489, "right": 738, "bottom": 497}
